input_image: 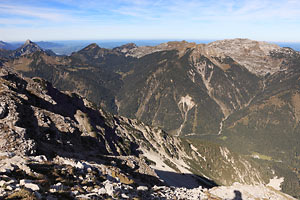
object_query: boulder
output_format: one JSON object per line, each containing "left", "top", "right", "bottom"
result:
{"left": 137, "top": 186, "right": 148, "bottom": 191}
{"left": 24, "top": 183, "right": 40, "bottom": 191}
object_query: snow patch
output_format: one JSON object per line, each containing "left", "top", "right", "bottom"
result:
{"left": 190, "top": 144, "right": 206, "bottom": 161}
{"left": 220, "top": 147, "right": 230, "bottom": 161}
{"left": 185, "top": 133, "right": 196, "bottom": 136}
{"left": 190, "top": 144, "right": 198, "bottom": 152}
{"left": 178, "top": 95, "right": 195, "bottom": 112}
{"left": 143, "top": 150, "right": 201, "bottom": 188}
{"left": 252, "top": 154, "right": 260, "bottom": 159}
{"left": 188, "top": 69, "right": 196, "bottom": 83}
{"left": 217, "top": 115, "right": 228, "bottom": 135}
{"left": 176, "top": 95, "right": 195, "bottom": 136}
{"left": 267, "top": 176, "right": 284, "bottom": 191}
{"left": 210, "top": 182, "right": 294, "bottom": 200}
{"left": 143, "top": 150, "right": 175, "bottom": 172}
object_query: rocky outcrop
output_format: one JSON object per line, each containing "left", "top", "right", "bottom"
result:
{"left": 205, "top": 38, "right": 283, "bottom": 76}
{"left": 119, "top": 40, "right": 197, "bottom": 58}
{"left": 10, "top": 40, "right": 56, "bottom": 58}
{"left": 113, "top": 43, "right": 138, "bottom": 54}
{"left": 0, "top": 153, "right": 294, "bottom": 200}
{"left": 11, "top": 40, "right": 43, "bottom": 58}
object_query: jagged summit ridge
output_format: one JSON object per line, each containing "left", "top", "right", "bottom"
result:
{"left": 207, "top": 38, "right": 280, "bottom": 54}
{"left": 82, "top": 43, "right": 100, "bottom": 50}
{"left": 24, "top": 39, "right": 33, "bottom": 45}
{"left": 118, "top": 40, "right": 198, "bottom": 58}
{"left": 205, "top": 38, "right": 283, "bottom": 76}
{"left": 8, "top": 39, "right": 55, "bottom": 58}
{"left": 12, "top": 39, "right": 42, "bottom": 57}
{"left": 118, "top": 38, "right": 287, "bottom": 76}
{"left": 113, "top": 43, "right": 138, "bottom": 54}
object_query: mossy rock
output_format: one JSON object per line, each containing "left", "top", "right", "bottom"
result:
{"left": 6, "top": 189, "right": 38, "bottom": 200}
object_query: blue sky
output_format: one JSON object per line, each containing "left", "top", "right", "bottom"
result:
{"left": 1, "top": 0, "right": 300, "bottom": 42}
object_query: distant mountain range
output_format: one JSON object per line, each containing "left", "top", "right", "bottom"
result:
{"left": 1, "top": 38, "right": 300, "bottom": 198}
{"left": 0, "top": 40, "right": 56, "bottom": 58}
{"left": 1, "top": 39, "right": 300, "bottom": 55}
{"left": 0, "top": 41, "right": 17, "bottom": 50}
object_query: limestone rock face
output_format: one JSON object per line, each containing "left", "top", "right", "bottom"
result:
{"left": 205, "top": 38, "right": 283, "bottom": 76}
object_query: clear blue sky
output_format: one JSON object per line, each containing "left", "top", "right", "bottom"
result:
{"left": 1, "top": 0, "right": 300, "bottom": 42}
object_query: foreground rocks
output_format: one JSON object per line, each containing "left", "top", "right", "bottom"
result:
{"left": 0, "top": 154, "right": 295, "bottom": 200}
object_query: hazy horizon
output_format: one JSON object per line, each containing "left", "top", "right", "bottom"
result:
{"left": 5, "top": 38, "right": 300, "bottom": 44}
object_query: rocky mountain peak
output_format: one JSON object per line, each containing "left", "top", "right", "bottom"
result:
{"left": 73, "top": 43, "right": 113, "bottom": 60}
{"left": 83, "top": 43, "right": 100, "bottom": 50}
{"left": 11, "top": 39, "right": 42, "bottom": 58}
{"left": 157, "top": 40, "right": 197, "bottom": 55}
{"left": 120, "top": 40, "right": 198, "bottom": 58}
{"left": 166, "top": 40, "right": 196, "bottom": 47}
{"left": 207, "top": 38, "right": 280, "bottom": 55}
{"left": 203, "top": 38, "right": 283, "bottom": 76}
{"left": 121, "top": 38, "right": 284, "bottom": 65}
{"left": 121, "top": 42, "right": 137, "bottom": 49}
{"left": 24, "top": 39, "right": 33, "bottom": 45}
{"left": 21, "top": 39, "right": 39, "bottom": 48}
{"left": 113, "top": 43, "right": 138, "bottom": 54}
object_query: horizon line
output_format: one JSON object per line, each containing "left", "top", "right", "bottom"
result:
{"left": 4, "top": 38, "right": 300, "bottom": 44}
